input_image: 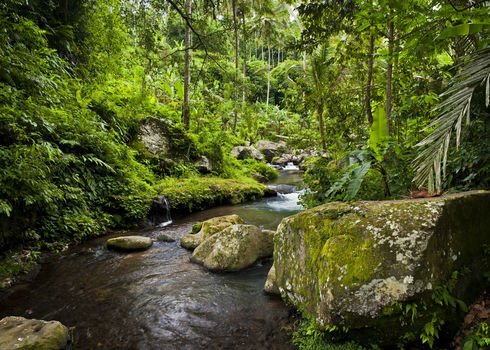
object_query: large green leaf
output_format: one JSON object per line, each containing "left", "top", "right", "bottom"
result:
{"left": 437, "top": 23, "right": 490, "bottom": 40}
{"left": 345, "top": 162, "right": 371, "bottom": 200}
{"left": 368, "top": 106, "right": 388, "bottom": 159}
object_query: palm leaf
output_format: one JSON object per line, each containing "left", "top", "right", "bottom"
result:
{"left": 413, "top": 46, "right": 490, "bottom": 192}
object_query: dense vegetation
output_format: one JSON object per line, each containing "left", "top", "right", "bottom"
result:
{"left": 0, "top": 0, "right": 489, "bottom": 347}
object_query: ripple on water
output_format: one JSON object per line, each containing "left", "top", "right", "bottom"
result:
{"left": 0, "top": 171, "right": 301, "bottom": 349}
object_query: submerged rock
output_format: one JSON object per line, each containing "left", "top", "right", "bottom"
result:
{"left": 0, "top": 316, "right": 70, "bottom": 350}
{"left": 271, "top": 191, "right": 490, "bottom": 345}
{"left": 190, "top": 224, "right": 273, "bottom": 272}
{"left": 107, "top": 235, "right": 153, "bottom": 251}
{"left": 264, "top": 264, "right": 280, "bottom": 295}
{"left": 157, "top": 234, "right": 175, "bottom": 242}
{"left": 180, "top": 214, "right": 244, "bottom": 250}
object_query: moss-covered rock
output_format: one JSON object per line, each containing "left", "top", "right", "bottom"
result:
{"left": 0, "top": 316, "right": 70, "bottom": 350}
{"left": 272, "top": 191, "right": 490, "bottom": 345}
{"left": 107, "top": 235, "right": 153, "bottom": 251}
{"left": 190, "top": 224, "right": 274, "bottom": 272}
{"left": 180, "top": 215, "right": 244, "bottom": 250}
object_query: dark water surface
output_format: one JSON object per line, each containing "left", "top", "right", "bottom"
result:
{"left": 0, "top": 171, "right": 304, "bottom": 350}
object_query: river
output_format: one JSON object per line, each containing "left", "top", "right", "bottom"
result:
{"left": 0, "top": 169, "right": 304, "bottom": 350}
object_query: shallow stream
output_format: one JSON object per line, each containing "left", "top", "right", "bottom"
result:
{"left": 0, "top": 170, "right": 304, "bottom": 350}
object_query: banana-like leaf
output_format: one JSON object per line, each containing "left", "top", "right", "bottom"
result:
{"left": 345, "top": 162, "right": 371, "bottom": 200}
{"left": 437, "top": 23, "right": 490, "bottom": 40}
{"left": 368, "top": 106, "right": 388, "bottom": 159}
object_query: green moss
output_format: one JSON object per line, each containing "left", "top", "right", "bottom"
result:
{"left": 320, "top": 236, "right": 377, "bottom": 288}
{"left": 154, "top": 176, "right": 268, "bottom": 213}
{"left": 191, "top": 222, "right": 203, "bottom": 234}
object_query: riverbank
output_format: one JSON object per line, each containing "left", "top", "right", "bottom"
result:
{"left": 0, "top": 170, "right": 303, "bottom": 349}
{"left": 0, "top": 175, "right": 274, "bottom": 292}
{"left": 155, "top": 176, "right": 276, "bottom": 214}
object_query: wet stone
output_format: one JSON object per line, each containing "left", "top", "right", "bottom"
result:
{"left": 107, "top": 235, "right": 153, "bottom": 252}
{"left": 0, "top": 316, "right": 70, "bottom": 350}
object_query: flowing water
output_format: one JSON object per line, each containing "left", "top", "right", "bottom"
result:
{"left": 0, "top": 170, "right": 304, "bottom": 350}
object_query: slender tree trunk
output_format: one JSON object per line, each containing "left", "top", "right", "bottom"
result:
{"left": 242, "top": 10, "right": 246, "bottom": 103}
{"left": 385, "top": 20, "right": 394, "bottom": 136}
{"left": 182, "top": 0, "right": 192, "bottom": 130}
{"left": 142, "top": 6, "right": 147, "bottom": 91}
{"left": 318, "top": 103, "right": 326, "bottom": 151}
{"left": 163, "top": 4, "right": 170, "bottom": 46}
{"left": 393, "top": 33, "right": 400, "bottom": 139}
{"left": 366, "top": 31, "right": 374, "bottom": 126}
{"left": 277, "top": 48, "right": 280, "bottom": 65}
{"left": 266, "top": 35, "right": 271, "bottom": 107}
{"left": 232, "top": 0, "right": 239, "bottom": 132}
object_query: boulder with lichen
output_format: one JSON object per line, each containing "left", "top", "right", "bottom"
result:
{"left": 190, "top": 224, "right": 274, "bottom": 272}
{"left": 269, "top": 191, "right": 490, "bottom": 345}
{"left": 0, "top": 316, "right": 70, "bottom": 350}
{"left": 180, "top": 215, "right": 244, "bottom": 250}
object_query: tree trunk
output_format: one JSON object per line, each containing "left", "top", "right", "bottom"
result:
{"left": 232, "top": 0, "right": 239, "bottom": 132}
{"left": 318, "top": 103, "right": 326, "bottom": 151}
{"left": 366, "top": 31, "right": 374, "bottom": 126}
{"left": 182, "top": 0, "right": 192, "bottom": 130}
{"left": 385, "top": 20, "right": 394, "bottom": 136}
{"left": 266, "top": 35, "right": 271, "bottom": 107}
{"left": 242, "top": 10, "right": 246, "bottom": 103}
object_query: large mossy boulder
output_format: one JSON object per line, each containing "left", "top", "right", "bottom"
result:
{"left": 134, "top": 117, "right": 199, "bottom": 175}
{"left": 270, "top": 191, "right": 490, "bottom": 345}
{"left": 0, "top": 316, "right": 70, "bottom": 350}
{"left": 255, "top": 140, "right": 287, "bottom": 163}
{"left": 181, "top": 214, "right": 244, "bottom": 250}
{"left": 107, "top": 235, "right": 153, "bottom": 251}
{"left": 230, "top": 146, "right": 264, "bottom": 161}
{"left": 190, "top": 224, "right": 274, "bottom": 272}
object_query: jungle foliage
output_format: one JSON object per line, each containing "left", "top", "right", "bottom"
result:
{"left": 0, "top": 0, "right": 488, "bottom": 266}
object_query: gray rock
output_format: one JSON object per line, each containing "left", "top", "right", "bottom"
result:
{"left": 273, "top": 191, "right": 490, "bottom": 345}
{"left": 194, "top": 155, "right": 212, "bottom": 173}
{"left": 249, "top": 146, "right": 264, "bottom": 161}
{"left": 157, "top": 234, "right": 175, "bottom": 242}
{"left": 190, "top": 224, "right": 274, "bottom": 272}
{"left": 255, "top": 140, "right": 287, "bottom": 163}
{"left": 252, "top": 172, "right": 268, "bottom": 183}
{"left": 107, "top": 236, "right": 153, "bottom": 251}
{"left": 272, "top": 154, "right": 292, "bottom": 166}
{"left": 139, "top": 117, "right": 170, "bottom": 155}
{"left": 0, "top": 316, "right": 70, "bottom": 350}
{"left": 230, "top": 146, "right": 264, "bottom": 161}
{"left": 264, "top": 265, "right": 280, "bottom": 295}
{"left": 181, "top": 215, "right": 244, "bottom": 250}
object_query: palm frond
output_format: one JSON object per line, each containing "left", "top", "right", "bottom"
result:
{"left": 413, "top": 46, "right": 490, "bottom": 192}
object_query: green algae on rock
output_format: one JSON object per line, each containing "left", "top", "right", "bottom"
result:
{"left": 190, "top": 224, "right": 274, "bottom": 272}
{"left": 270, "top": 191, "right": 490, "bottom": 345}
{"left": 180, "top": 215, "right": 244, "bottom": 250}
{"left": 0, "top": 316, "right": 70, "bottom": 350}
{"left": 106, "top": 235, "right": 153, "bottom": 251}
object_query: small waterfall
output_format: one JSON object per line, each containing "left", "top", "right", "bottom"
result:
{"left": 148, "top": 195, "right": 172, "bottom": 227}
{"left": 282, "top": 162, "right": 299, "bottom": 171}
